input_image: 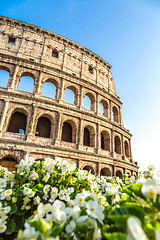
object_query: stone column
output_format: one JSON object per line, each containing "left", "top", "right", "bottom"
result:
{"left": 96, "top": 92, "right": 100, "bottom": 115}
{"left": 8, "top": 65, "right": 19, "bottom": 90}
{"left": 0, "top": 100, "right": 9, "bottom": 136}
{"left": 111, "top": 129, "right": 114, "bottom": 157}
{"left": 109, "top": 100, "right": 112, "bottom": 121}
{"left": 121, "top": 134, "right": 125, "bottom": 160}
{"left": 35, "top": 71, "right": 43, "bottom": 96}
{"left": 96, "top": 123, "right": 101, "bottom": 154}
{"left": 58, "top": 78, "right": 64, "bottom": 104}
{"left": 78, "top": 118, "right": 84, "bottom": 150}
{"left": 55, "top": 113, "right": 62, "bottom": 146}
{"left": 119, "top": 106, "right": 121, "bottom": 125}
{"left": 26, "top": 104, "right": 37, "bottom": 141}
{"left": 78, "top": 85, "right": 82, "bottom": 109}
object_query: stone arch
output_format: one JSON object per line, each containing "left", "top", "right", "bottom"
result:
{"left": 83, "top": 125, "right": 95, "bottom": 147}
{"left": 100, "top": 100, "right": 108, "bottom": 117}
{"left": 64, "top": 85, "right": 78, "bottom": 105}
{"left": 124, "top": 140, "right": 129, "bottom": 157}
{"left": 61, "top": 120, "right": 76, "bottom": 143}
{"left": 100, "top": 167, "right": 111, "bottom": 177}
{"left": 7, "top": 111, "right": 27, "bottom": 134}
{"left": 84, "top": 92, "right": 95, "bottom": 111}
{"left": 101, "top": 130, "right": 110, "bottom": 151}
{"left": 114, "top": 135, "right": 121, "bottom": 154}
{"left": 0, "top": 156, "right": 18, "bottom": 171}
{"left": 35, "top": 117, "right": 51, "bottom": 138}
{"left": 116, "top": 170, "right": 123, "bottom": 179}
{"left": 42, "top": 78, "right": 58, "bottom": 99}
{"left": 83, "top": 165, "right": 94, "bottom": 174}
{"left": 0, "top": 67, "right": 10, "bottom": 88}
{"left": 18, "top": 72, "right": 35, "bottom": 93}
{"left": 112, "top": 106, "right": 119, "bottom": 123}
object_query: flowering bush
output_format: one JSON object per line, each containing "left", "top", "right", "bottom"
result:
{"left": 0, "top": 157, "right": 160, "bottom": 240}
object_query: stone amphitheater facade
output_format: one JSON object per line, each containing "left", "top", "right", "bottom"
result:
{"left": 0, "top": 16, "right": 138, "bottom": 177}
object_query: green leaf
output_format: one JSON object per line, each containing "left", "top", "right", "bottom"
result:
{"left": 104, "top": 232, "right": 126, "bottom": 240}
{"left": 107, "top": 215, "right": 129, "bottom": 228}
{"left": 50, "top": 224, "right": 64, "bottom": 237}
{"left": 9, "top": 203, "right": 17, "bottom": 214}
{"left": 16, "top": 207, "right": 27, "bottom": 215}
{"left": 109, "top": 206, "right": 145, "bottom": 224}
{"left": 85, "top": 196, "right": 94, "bottom": 202}
{"left": 13, "top": 215, "right": 25, "bottom": 232}
{"left": 33, "top": 183, "right": 44, "bottom": 192}
{"left": 30, "top": 219, "right": 52, "bottom": 235}
{"left": 103, "top": 225, "right": 125, "bottom": 234}
{"left": 6, "top": 218, "right": 16, "bottom": 235}
{"left": 128, "top": 184, "right": 145, "bottom": 200}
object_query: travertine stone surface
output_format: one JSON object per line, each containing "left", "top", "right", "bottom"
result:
{"left": 0, "top": 16, "right": 138, "bottom": 176}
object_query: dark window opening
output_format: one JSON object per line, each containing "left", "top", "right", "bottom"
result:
{"left": 8, "top": 36, "right": 16, "bottom": 45}
{"left": 7, "top": 112, "right": 27, "bottom": 134}
{"left": 116, "top": 170, "right": 122, "bottom": 179}
{"left": 83, "top": 165, "right": 94, "bottom": 174}
{"left": 101, "top": 133, "right": 104, "bottom": 149}
{"left": 62, "top": 122, "right": 72, "bottom": 142}
{"left": 115, "top": 136, "right": 121, "bottom": 154}
{"left": 52, "top": 49, "right": 59, "bottom": 58}
{"left": 100, "top": 168, "right": 111, "bottom": 177}
{"left": 125, "top": 141, "right": 129, "bottom": 157}
{"left": 88, "top": 65, "right": 93, "bottom": 74}
{"left": 35, "top": 117, "right": 51, "bottom": 138}
{"left": 83, "top": 127, "right": 90, "bottom": 146}
{"left": 0, "top": 157, "right": 17, "bottom": 172}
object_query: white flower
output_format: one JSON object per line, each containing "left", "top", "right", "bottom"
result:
{"left": 4, "top": 173, "right": 14, "bottom": 181}
{"left": 65, "top": 220, "right": 76, "bottom": 233}
{"left": 127, "top": 216, "right": 147, "bottom": 240}
{"left": 23, "top": 187, "right": 35, "bottom": 198}
{"left": 64, "top": 207, "right": 72, "bottom": 219}
{"left": 67, "top": 187, "right": 74, "bottom": 195}
{"left": 86, "top": 200, "right": 104, "bottom": 224}
{"left": 43, "top": 185, "right": 50, "bottom": 194}
{"left": 44, "top": 157, "right": 54, "bottom": 166}
{"left": 0, "top": 179, "right": 7, "bottom": 188}
{"left": 59, "top": 190, "right": 67, "bottom": 201}
{"left": 47, "top": 163, "right": 55, "bottom": 173}
{"left": 72, "top": 206, "right": 80, "bottom": 220}
{"left": 25, "top": 156, "right": 35, "bottom": 166}
{"left": 53, "top": 208, "right": 66, "bottom": 224}
{"left": 77, "top": 215, "right": 88, "bottom": 223}
{"left": 77, "top": 170, "right": 87, "bottom": 180}
{"left": 141, "top": 180, "right": 158, "bottom": 202}
{"left": 23, "top": 225, "right": 38, "bottom": 239}
{"left": 43, "top": 173, "right": 50, "bottom": 182}
{"left": 0, "top": 206, "right": 11, "bottom": 216}
{"left": 30, "top": 172, "right": 39, "bottom": 180}
{"left": 1, "top": 189, "right": 12, "bottom": 200}
{"left": 0, "top": 223, "right": 6, "bottom": 233}
{"left": 75, "top": 191, "right": 89, "bottom": 206}
{"left": 55, "top": 157, "right": 62, "bottom": 166}
{"left": 23, "top": 197, "right": 31, "bottom": 205}
{"left": 61, "top": 160, "right": 69, "bottom": 172}
{"left": 34, "top": 196, "right": 41, "bottom": 205}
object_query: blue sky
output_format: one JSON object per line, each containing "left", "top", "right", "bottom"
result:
{"left": 1, "top": 0, "right": 160, "bottom": 170}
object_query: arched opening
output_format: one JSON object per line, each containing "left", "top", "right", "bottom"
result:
{"left": 84, "top": 93, "right": 95, "bottom": 111}
{"left": 83, "top": 127, "right": 90, "bottom": 146}
{"left": 101, "top": 131, "right": 110, "bottom": 151}
{"left": 112, "top": 106, "right": 119, "bottom": 123}
{"left": 114, "top": 136, "right": 121, "bottom": 154}
{"left": 100, "top": 168, "right": 111, "bottom": 177}
{"left": 83, "top": 165, "right": 94, "bottom": 174}
{"left": 100, "top": 100, "right": 108, "bottom": 117}
{"left": 116, "top": 170, "right": 123, "bottom": 179}
{"left": 62, "top": 122, "right": 72, "bottom": 143}
{"left": 0, "top": 69, "right": 9, "bottom": 88}
{"left": 18, "top": 75, "right": 34, "bottom": 93}
{"left": 83, "top": 126, "right": 95, "bottom": 147}
{"left": 124, "top": 141, "right": 129, "bottom": 157}
{"left": 7, "top": 112, "right": 27, "bottom": 134}
{"left": 42, "top": 81, "right": 57, "bottom": 99}
{"left": 0, "top": 157, "right": 17, "bottom": 171}
{"left": 35, "top": 117, "right": 51, "bottom": 138}
{"left": 65, "top": 88, "right": 75, "bottom": 105}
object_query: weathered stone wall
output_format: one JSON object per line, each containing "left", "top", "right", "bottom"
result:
{"left": 0, "top": 16, "right": 138, "bottom": 177}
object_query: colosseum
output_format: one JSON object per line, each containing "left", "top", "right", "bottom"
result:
{"left": 0, "top": 15, "right": 138, "bottom": 177}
